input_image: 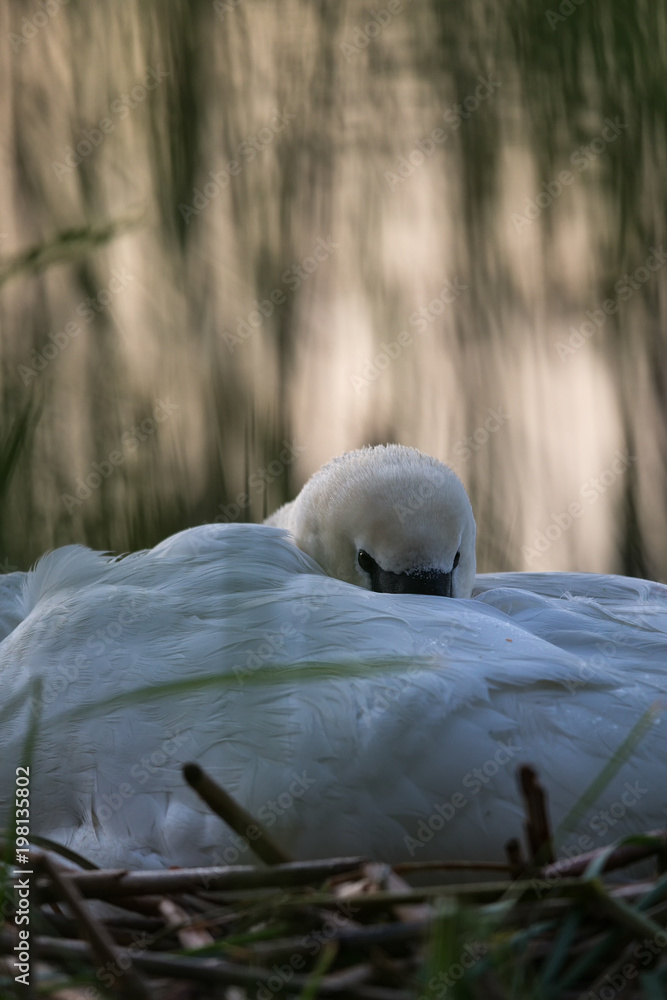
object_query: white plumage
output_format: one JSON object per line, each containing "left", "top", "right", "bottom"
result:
{"left": 0, "top": 445, "right": 665, "bottom": 870}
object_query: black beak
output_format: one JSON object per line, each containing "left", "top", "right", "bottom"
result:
{"left": 368, "top": 565, "right": 454, "bottom": 597}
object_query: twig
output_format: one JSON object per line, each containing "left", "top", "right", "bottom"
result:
{"left": 158, "top": 898, "right": 214, "bottom": 950}
{"left": 394, "top": 859, "right": 512, "bottom": 875}
{"left": 362, "top": 863, "right": 432, "bottom": 924}
{"left": 183, "top": 761, "right": 293, "bottom": 865}
{"left": 519, "top": 764, "right": 555, "bottom": 864}
{"left": 504, "top": 836, "right": 525, "bottom": 879}
{"left": 246, "top": 919, "right": 428, "bottom": 963}
{"left": 36, "top": 856, "right": 366, "bottom": 900}
{"left": 41, "top": 854, "right": 151, "bottom": 1000}
{"left": 540, "top": 829, "right": 667, "bottom": 880}
{"left": 31, "top": 934, "right": 371, "bottom": 992}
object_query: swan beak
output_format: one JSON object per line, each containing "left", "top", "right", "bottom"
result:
{"left": 371, "top": 566, "right": 454, "bottom": 597}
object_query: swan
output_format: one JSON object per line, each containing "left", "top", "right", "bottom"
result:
{"left": 0, "top": 445, "right": 665, "bottom": 871}
{"left": 265, "top": 445, "right": 476, "bottom": 597}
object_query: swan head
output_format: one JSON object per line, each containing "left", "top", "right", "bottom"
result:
{"left": 266, "top": 444, "right": 476, "bottom": 598}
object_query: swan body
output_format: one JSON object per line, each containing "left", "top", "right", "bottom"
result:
{"left": 0, "top": 447, "right": 666, "bottom": 870}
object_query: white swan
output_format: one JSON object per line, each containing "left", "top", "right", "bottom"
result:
{"left": 0, "top": 445, "right": 665, "bottom": 871}
{"left": 266, "top": 445, "right": 476, "bottom": 597}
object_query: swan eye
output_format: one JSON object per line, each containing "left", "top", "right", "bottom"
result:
{"left": 453, "top": 551, "right": 461, "bottom": 569}
{"left": 358, "top": 549, "right": 377, "bottom": 574}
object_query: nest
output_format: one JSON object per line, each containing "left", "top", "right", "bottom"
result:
{"left": 2, "top": 764, "right": 666, "bottom": 999}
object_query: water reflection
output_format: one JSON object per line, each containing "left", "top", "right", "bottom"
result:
{"left": 0, "top": 0, "right": 665, "bottom": 581}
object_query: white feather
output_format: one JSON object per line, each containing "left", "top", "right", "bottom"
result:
{"left": 0, "top": 446, "right": 665, "bottom": 870}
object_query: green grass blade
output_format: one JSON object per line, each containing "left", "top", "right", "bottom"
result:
{"left": 65, "top": 657, "right": 429, "bottom": 720}
{"left": 553, "top": 703, "right": 661, "bottom": 849}
{"left": 537, "top": 907, "right": 582, "bottom": 992}
{"left": 298, "top": 941, "right": 338, "bottom": 1000}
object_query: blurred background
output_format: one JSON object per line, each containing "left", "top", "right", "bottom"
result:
{"left": 0, "top": 0, "right": 665, "bottom": 580}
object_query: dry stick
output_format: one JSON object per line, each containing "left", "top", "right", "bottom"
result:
{"left": 36, "top": 908, "right": 165, "bottom": 945}
{"left": 183, "top": 761, "right": 293, "bottom": 865}
{"left": 519, "top": 764, "right": 555, "bottom": 865}
{"left": 36, "top": 857, "right": 366, "bottom": 901}
{"left": 262, "top": 881, "right": 565, "bottom": 915}
{"left": 353, "top": 989, "right": 415, "bottom": 1000}
{"left": 158, "top": 898, "right": 214, "bottom": 950}
{"left": 362, "top": 863, "right": 431, "bottom": 924}
{"left": 26, "top": 847, "right": 165, "bottom": 917}
{"left": 31, "top": 934, "right": 372, "bottom": 992}
{"left": 246, "top": 920, "right": 428, "bottom": 964}
{"left": 394, "top": 860, "right": 512, "bottom": 875}
{"left": 541, "top": 828, "right": 667, "bottom": 880}
{"left": 504, "top": 837, "right": 525, "bottom": 880}
{"left": 40, "top": 854, "right": 151, "bottom": 1000}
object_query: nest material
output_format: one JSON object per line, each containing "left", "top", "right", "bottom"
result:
{"left": 1, "top": 764, "right": 666, "bottom": 999}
